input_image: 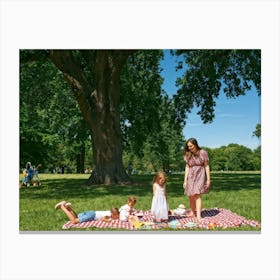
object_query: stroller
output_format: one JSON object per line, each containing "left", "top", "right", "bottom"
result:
{"left": 21, "top": 162, "right": 42, "bottom": 187}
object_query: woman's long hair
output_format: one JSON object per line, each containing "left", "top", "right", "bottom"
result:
{"left": 184, "top": 138, "right": 201, "bottom": 160}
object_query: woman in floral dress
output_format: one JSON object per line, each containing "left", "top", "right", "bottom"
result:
{"left": 183, "top": 138, "right": 211, "bottom": 221}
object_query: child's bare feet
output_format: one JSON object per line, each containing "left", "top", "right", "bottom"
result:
{"left": 65, "top": 202, "right": 72, "bottom": 209}
{"left": 55, "top": 201, "right": 66, "bottom": 210}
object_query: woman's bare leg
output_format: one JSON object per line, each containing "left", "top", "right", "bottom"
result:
{"left": 194, "top": 194, "right": 202, "bottom": 221}
{"left": 188, "top": 196, "right": 196, "bottom": 217}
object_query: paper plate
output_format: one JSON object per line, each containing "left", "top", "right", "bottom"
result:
{"left": 185, "top": 222, "right": 198, "bottom": 228}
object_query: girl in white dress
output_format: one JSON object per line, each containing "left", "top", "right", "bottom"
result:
{"left": 151, "top": 171, "right": 169, "bottom": 222}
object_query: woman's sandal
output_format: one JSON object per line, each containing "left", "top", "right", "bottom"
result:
{"left": 186, "top": 211, "right": 196, "bottom": 218}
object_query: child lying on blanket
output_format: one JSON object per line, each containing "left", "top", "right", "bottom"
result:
{"left": 119, "top": 196, "right": 138, "bottom": 222}
{"left": 55, "top": 201, "right": 119, "bottom": 224}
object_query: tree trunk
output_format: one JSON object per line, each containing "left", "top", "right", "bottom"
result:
{"left": 49, "top": 50, "right": 134, "bottom": 185}
{"left": 87, "top": 119, "right": 130, "bottom": 184}
{"left": 87, "top": 52, "right": 130, "bottom": 184}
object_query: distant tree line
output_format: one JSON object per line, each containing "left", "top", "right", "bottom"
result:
{"left": 122, "top": 143, "right": 260, "bottom": 174}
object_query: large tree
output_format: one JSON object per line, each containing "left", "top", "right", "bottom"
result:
{"left": 48, "top": 50, "right": 137, "bottom": 184}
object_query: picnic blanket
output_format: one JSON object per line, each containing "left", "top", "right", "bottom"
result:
{"left": 62, "top": 208, "right": 261, "bottom": 230}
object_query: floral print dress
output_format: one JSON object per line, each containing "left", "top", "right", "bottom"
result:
{"left": 184, "top": 149, "right": 209, "bottom": 196}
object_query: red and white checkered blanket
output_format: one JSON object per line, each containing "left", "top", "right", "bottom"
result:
{"left": 62, "top": 208, "right": 261, "bottom": 230}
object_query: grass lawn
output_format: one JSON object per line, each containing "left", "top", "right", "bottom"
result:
{"left": 19, "top": 172, "right": 261, "bottom": 231}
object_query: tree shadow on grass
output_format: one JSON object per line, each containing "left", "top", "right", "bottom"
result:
{"left": 19, "top": 177, "right": 153, "bottom": 200}
{"left": 19, "top": 173, "right": 261, "bottom": 201}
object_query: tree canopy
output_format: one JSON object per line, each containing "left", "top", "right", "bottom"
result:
{"left": 173, "top": 50, "right": 260, "bottom": 124}
{"left": 253, "top": 123, "right": 261, "bottom": 138}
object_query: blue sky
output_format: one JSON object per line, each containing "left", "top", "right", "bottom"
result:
{"left": 160, "top": 50, "right": 261, "bottom": 150}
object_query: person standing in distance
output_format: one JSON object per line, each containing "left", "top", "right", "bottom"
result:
{"left": 183, "top": 138, "right": 211, "bottom": 222}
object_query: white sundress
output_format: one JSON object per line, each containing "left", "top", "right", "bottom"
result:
{"left": 151, "top": 183, "right": 169, "bottom": 221}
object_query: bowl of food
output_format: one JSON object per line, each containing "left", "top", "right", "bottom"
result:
{"left": 135, "top": 211, "right": 144, "bottom": 219}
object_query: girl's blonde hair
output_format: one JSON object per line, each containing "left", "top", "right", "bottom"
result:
{"left": 127, "top": 196, "right": 137, "bottom": 204}
{"left": 152, "top": 171, "right": 168, "bottom": 184}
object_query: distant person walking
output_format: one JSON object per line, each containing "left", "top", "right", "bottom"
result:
{"left": 183, "top": 138, "right": 211, "bottom": 222}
